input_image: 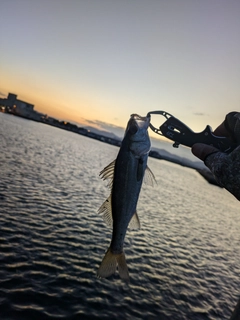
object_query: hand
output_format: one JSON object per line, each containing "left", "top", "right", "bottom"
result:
{"left": 192, "top": 120, "right": 231, "bottom": 160}
{"left": 191, "top": 112, "right": 240, "bottom": 201}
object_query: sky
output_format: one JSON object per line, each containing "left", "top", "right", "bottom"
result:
{"left": 0, "top": 0, "right": 239, "bottom": 138}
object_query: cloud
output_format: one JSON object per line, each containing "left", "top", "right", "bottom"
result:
{"left": 193, "top": 112, "right": 207, "bottom": 116}
{"left": 83, "top": 119, "right": 125, "bottom": 138}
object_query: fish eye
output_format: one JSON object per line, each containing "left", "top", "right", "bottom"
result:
{"left": 128, "top": 123, "right": 138, "bottom": 135}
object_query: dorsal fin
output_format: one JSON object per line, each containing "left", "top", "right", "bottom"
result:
{"left": 99, "top": 160, "right": 115, "bottom": 189}
{"left": 98, "top": 195, "right": 113, "bottom": 227}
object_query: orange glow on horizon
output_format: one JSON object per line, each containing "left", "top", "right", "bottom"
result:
{"left": 0, "top": 82, "right": 100, "bottom": 127}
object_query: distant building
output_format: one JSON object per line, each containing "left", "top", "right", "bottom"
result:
{"left": 0, "top": 93, "right": 34, "bottom": 117}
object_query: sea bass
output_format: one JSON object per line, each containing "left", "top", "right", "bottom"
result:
{"left": 97, "top": 114, "right": 155, "bottom": 281}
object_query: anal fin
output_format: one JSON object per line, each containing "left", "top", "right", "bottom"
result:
{"left": 128, "top": 212, "right": 140, "bottom": 230}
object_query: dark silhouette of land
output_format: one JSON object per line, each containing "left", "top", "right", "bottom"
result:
{"left": 0, "top": 93, "right": 219, "bottom": 187}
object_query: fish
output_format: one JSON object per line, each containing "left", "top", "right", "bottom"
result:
{"left": 97, "top": 113, "right": 155, "bottom": 281}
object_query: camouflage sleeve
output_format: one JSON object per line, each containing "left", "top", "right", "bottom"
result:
{"left": 204, "top": 112, "right": 240, "bottom": 201}
{"left": 204, "top": 146, "right": 240, "bottom": 201}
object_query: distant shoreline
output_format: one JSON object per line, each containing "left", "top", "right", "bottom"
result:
{"left": 0, "top": 110, "right": 219, "bottom": 187}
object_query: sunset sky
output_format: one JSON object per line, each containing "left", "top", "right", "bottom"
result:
{"left": 0, "top": 0, "right": 239, "bottom": 137}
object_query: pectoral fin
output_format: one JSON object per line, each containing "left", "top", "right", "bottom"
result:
{"left": 137, "top": 158, "right": 144, "bottom": 181}
{"left": 137, "top": 159, "right": 156, "bottom": 186}
{"left": 144, "top": 166, "right": 157, "bottom": 186}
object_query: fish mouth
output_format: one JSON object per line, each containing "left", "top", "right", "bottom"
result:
{"left": 130, "top": 114, "right": 150, "bottom": 121}
{"left": 130, "top": 114, "right": 150, "bottom": 129}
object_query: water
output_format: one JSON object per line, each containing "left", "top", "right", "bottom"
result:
{"left": 0, "top": 113, "right": 239, "bottom": 320}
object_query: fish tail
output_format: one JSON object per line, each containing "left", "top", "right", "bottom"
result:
{"left": 97, "top": 248, "right": 129, "bottom": 281}
{"left": 116, "top": 250, "right": 129, "bottom": 281}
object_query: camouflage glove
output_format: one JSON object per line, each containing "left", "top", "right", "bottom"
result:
{"left": 224, "top": 111, "right": 240, "bottom": 143}
{"left": 192, "top": 112, "right": 240, "bottom": 201}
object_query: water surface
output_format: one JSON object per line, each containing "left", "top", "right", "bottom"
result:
{"left": 0, "top": 113, "right": 239, "bottom": 319}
